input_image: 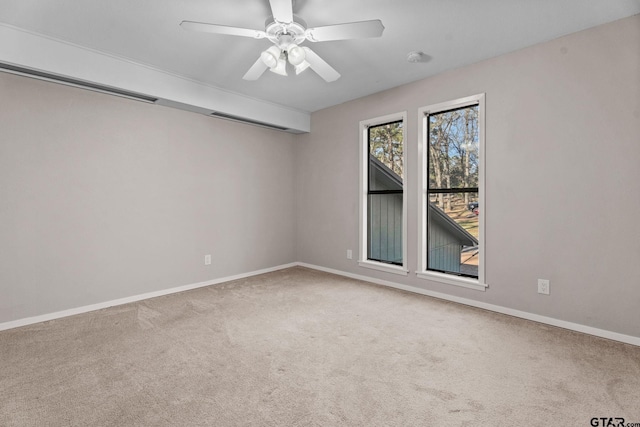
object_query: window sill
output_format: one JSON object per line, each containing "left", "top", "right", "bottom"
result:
{"left": 359, "top": 260, "right": 409, "bottom": 276}
{"left": 416, "top": 270, "right": 487, "bottom": 292}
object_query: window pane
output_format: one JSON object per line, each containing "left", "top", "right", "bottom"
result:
{"left": 369, "top": 156, "right": 402, "bottom": 191}
{"left": 428, "top": 106, "right": 478, "bottom": 190}
{"left": 427, "top": 192, "right": 478, "bottom": 277}
{"left": 367, "top": 120, "right": 403, "bottom": 265}
{"left": 369, "top": 121, "right": 404, "bottom": 186}
{"left": 368, "top": 193, "right": 403, "bottom": 264}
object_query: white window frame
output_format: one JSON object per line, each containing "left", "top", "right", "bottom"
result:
{"left": 359, "top": 112, "right": 409, "bottom": 276}
{"left": 417, "top": 94, "right": 487, "bottom": 291}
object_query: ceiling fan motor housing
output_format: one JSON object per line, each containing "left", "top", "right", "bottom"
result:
{"left": 265, "top": 16, "right": 307, "bottom": 47}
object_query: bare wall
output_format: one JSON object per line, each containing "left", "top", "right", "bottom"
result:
{"left": 0, "top": 72, "right": 296, "bottom": 323}
{"left": 294, "top": 15, "right": 640, "bottom": 337}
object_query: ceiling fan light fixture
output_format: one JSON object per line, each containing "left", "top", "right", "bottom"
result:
{"left": 287, "top": 44, "right": 306, "bottom": 66}
{"left": 295, "top": 60, "right": 310, "bottom": 75}
{"left": 260, "top": 45, "right": 281, "bottom": 68}
{"left": 269, "top": 55, "right": 288, "bottom": 76}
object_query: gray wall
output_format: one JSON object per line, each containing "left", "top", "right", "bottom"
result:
{"left": 0, "top": 72, "right": 296, "bottom": 323}
{"left": 294, "top": 15, "right": 640, "bottom": 337}
{"left": 1, "top": 15, "right": 639, "bottom": 338}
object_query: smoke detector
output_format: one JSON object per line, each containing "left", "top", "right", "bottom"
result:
{"left": 407, "top": 51, "right": 428, "bottom": 63}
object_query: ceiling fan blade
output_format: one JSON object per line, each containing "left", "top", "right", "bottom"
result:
{"left": 306, "top": 20, "right": 385, "bottom": 42}
{"left": 269, "top": 0, "right": 293, "bottom": 23}
{"left": 243, "top": 57, "right": 269, "bottom": 81}
{"left": 180, "top": 21, "right": 266, "bottom": 39}
{"left": 302, "top": 47, "right": 340, "bottom": 82}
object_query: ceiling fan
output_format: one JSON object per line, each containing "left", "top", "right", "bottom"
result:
{"left": 180, "top": 0, "right": 384, "bottom": 82}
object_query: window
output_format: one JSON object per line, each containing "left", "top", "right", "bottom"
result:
{"left": 418, "top": 95, "right": 486, "bottom": 290}
{"left": 359, "top": 112, "right": 408, "bottom": 275}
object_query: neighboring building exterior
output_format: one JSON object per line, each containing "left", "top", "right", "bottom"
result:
{"left": 369, "top": 155, "right": 477, "bottom": 273}
{"left": 427, "top": 202, "right": 478, "bottom": 274}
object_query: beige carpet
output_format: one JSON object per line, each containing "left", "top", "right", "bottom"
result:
{"left": 1, "top": 267, "right": 639, "bottom": 426}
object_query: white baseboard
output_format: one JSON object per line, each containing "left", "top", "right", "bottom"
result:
{"left": 3, "top": 261, "right": 638, "bottom": 347}
{"left": 296, "top": 262, "right": 640, "bottom": 347}
{"left": 0, "top": 262, "right": 297, "bottom": 332}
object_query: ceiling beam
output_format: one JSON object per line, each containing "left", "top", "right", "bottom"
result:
{"left": 0, "top": 24, "right": 310, "bottom": 133}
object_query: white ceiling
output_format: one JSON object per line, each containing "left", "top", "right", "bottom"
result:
{"left": 1, "top": 0, "right": 639, "bottom": 114}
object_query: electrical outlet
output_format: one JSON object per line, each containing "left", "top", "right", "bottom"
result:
{"left": 204, "top": 254, "right": 212, "bottom": 266}
{"left": 347, "top": 249, "right": 353, "bottom": 260}
{"left": 538, "top": 279, "right": 550, "bottom": 295}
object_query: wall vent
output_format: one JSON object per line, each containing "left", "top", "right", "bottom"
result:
{"left": 210, "top": 111, "right": 289, "bottom": 132}
{"left": 0, "top": 62, "right": 158, "bottom": 104}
